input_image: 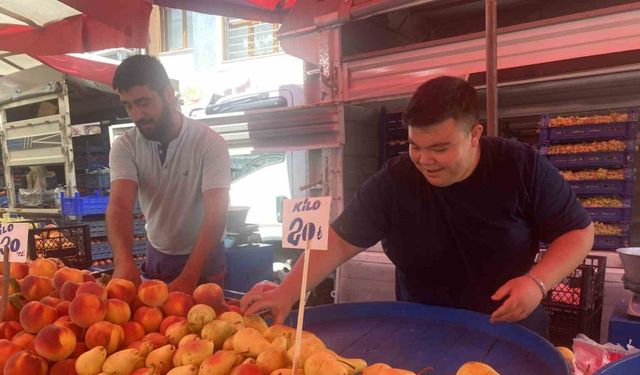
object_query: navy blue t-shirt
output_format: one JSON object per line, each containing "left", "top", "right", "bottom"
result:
{"left": 332, "top": 136, "right": 591, "bottom": 314}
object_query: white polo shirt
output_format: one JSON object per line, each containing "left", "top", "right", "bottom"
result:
{"left": 109, "top": 116, "right": 230, "bottom": 255}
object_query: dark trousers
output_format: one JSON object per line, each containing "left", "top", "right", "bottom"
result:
{"left": 141, "top": 240, "right": 226, "bottom": 286}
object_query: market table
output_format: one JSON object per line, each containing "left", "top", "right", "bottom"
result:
{"left": 285, "top": 302, "right": 570, "bottom": 375}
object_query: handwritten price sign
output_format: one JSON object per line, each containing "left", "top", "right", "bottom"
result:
{"left": 0, "top": 223, "right": 29, "bottom": 262}
{"left": 282, "top": 197, "right": 332, "bottom": 250}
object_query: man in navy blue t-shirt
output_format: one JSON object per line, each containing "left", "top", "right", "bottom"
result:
{"left": 242, "top": 76, "right": 594, "bottom": 336}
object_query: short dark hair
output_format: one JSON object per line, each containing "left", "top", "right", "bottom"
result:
{"left": 112, "top": 54, "right": 171, "bottom": 94}
{"left": 403, "top": 76, "right": 479, "bottom": 131}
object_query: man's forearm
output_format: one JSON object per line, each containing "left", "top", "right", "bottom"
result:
{"left": 181, "top": 220, "right": 224, "bottom": 281}
{"left": 278, "top": 227, "right": 363, "bottom": 305}
{"left": 531, "top": 223, "right": 595, "bottom": 292}
{"left": 106, "top": 204, "right": 135, "bottom": 267}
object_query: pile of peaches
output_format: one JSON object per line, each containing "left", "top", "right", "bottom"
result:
{"left": 0, "top": 257, "right": 510, "bottom": 374}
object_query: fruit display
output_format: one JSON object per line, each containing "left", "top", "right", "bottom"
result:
{"left": 546, "top": 140, "right": 627, "bottom": 155}
{"left": 594, "top": 222, "right": 625, "bottom": 236}
{"left": 548, "top": 113, "right": 629, "bottom": 127}
{"left": 559, "top": 168, "right": 625, "bottom": 181}
{"left": 0, "top": 257, "right": 574, "bottom": 374}
{"left": 578, "top": 196, "right": 624, "bottom": 208}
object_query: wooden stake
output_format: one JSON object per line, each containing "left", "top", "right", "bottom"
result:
{"left": 1, "top": 247, "right": 10, "bottom": 321}
{"left": 291, "top": 233, "right": 312, "bottom": 373}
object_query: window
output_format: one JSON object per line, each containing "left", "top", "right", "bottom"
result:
{"left": 224, "top": 18, "right": 281, "bottom": 61}
{"left": 161, "top": 8, "right": 194, "bottom": 51}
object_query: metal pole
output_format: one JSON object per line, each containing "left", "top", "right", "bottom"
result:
{"left": 486, "top": 0, "right": 498, "bottom": 136}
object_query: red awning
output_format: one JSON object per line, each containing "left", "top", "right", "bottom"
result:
{"left": 154, "top": 0, "right": 295, "bottom": 23}
{"left": 36, "top": 55, "right": 117, "bottom": 85}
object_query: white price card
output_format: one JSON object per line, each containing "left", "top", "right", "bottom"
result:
{"left": 282, "top": 197, "right": 332, "bottom": 250}
{"left": 0, "top": 223, "right": 30, "bottom": 263}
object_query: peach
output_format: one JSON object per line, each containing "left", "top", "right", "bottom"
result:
{"left": 162, "top": 291, "right": 195, "bottom": 317}
{"left": 0, "top": 321, "right": 22, "bottom": 340}
{"left": 106, "top": 278, "right": 137, "bottom": 304}
{"left": 53, "top": 316, "right": 85, "bottom": 341}
{"left": 76, "top": 281, "right": 107, "bottom": 300}
{"left": 0, "top": 296, "right": 21, "bottom": 321}
{"left": 132, "top": 368, "right": 155, "bottom": 375}
{"left": 40, "top": 296, "right": 62, "bottom": 307}
{"left": 60, "top": 280, "right": 81, "bottom": 301}
{"left": 11, "top": 331, "right": 35, "bottom": 349}
{"left": 137, "top": 279, "right": 169, "bottom": 307}
{"left": 105, "top": 298, "right": 132, "bottom": 324}
{"left": 55, "top": 300, "right": 71, "bottom": 316}
{"left": 49, "top": 358, "right": 78, "bottom": 375}
{"left": 34, "top": 324, "right": 76, "bottom": 361}
{"left": 81, "top": 271, "right": 96, "bottom": 283}
{"left": 52, "top": 267, "right": 84, "bottom": 291}
{"left": 0, "top": 262, "right": 30, "bottom": 279}
{"left": 193, "top": 282, "right": 224, "bottom": 308}
{"left": 28, "top": 258, "right": 57, "bottom": 278}
{"left": 19, "top": 301, "right": 57, "bottom": 334}
{"left": 85, "top": 320, "right": 124, "bottom": 354}
{"left": 20, "top": 274, "right": 54, "bottom": 301}
{"left": 159, "top": 315, "right": 186, "bottom": 334}
{"left": 70, "top": 342, "right": 88, "bottom": 359}
{"left": 121, "top": 321, "right": 146, "bottom": 346}
{"left": 131, "top": 295, "right": 146, "bottom": 314}
{"left": 229, "top": 361, "right": 263, "bottom": 375}
{"left": 0, "top": 339, "right": 22, "bottom": 374}
{"left": 144, "top": 332, "right": 169, "bottom": 348}
{"left": 68, "top": 293, "right": 106, "bottom": 328}
{"left": 133, "top": 306, "right": 164, "bottom": 333}
{"left": 3, "top": 350, "right": 48, "bottom": 375}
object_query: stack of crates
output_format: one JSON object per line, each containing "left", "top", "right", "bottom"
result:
{"left": 539, "top": 109, "right": 637, "bottom": 250}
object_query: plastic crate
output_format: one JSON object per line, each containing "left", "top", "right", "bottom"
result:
{"left": 569, "top": 179, "right": 635, "bottom": 197}
{"left": 86, "top": 220, "right": 107, "bottom": 237}
{"left": 61, "top": 191, "right": 109, "bottom": 216}
{"left": 586, "top": 207, "right": 633, "bottom": 223}
{"left": 539, "top": 120, "right": 637, "bottom": 144}
{"left": 593, "top": 235, "right": 631, "bottom": 250}
{"left": 133, "top": 219, "right": 146, "bottom": 235}
{"left": 541, "top": 255, "right": 606, "bottom": 347}
{"left": 542, "top": 151, "right": 634, "bottom": 169}
{"left": 28, "top": 225, "right": 91, "bottom": 269}
{"left": 132, "top": 239, "right": 146, "bottom": 256}
{"left": 91, "top": 242, "right": 112, "bottom": 261}
{"left": 77, "top": 173, "right": 110, "bottom": 190}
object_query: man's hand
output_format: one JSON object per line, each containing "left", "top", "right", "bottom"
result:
{"left": 240, "top": 287, "right": 296, "bottom": 325}
{"left": 168, "top": 273, "right": 199, "bottom": 294}
{"left": 490, "top": 275, "right": 543, "bottom": 323}
{"left": 112, "top": 262, "right": 142, "bottom": 287}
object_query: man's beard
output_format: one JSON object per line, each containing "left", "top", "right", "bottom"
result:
{"left": 135, "top": 105, "right": 171, "bottom": 141}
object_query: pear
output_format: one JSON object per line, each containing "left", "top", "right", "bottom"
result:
{"left": 166, "top": 365, "right": 199, "bottom": 375}
{"left": 178, "top": 333, "right": 199, "bottom": 347}
{"left": 76, "top": 346, "right": 108, "bottom": 375}
{"left": 456, "top": 361, "right": 499, "bottom": 375}
{"left": 243, "top": 314, "right": 269, "bottom": 333}
{"left": 129, "top": 340, "right": 156, "bottom": 357}
{"left": 187, "top": 304, "right": 216, "bottom": 334}
{"left": 233, "top": 327, "right": 271, "bottom": 357}
{"left": 269, "top": 335, "right": 291, "bottom": 351}
{"left": 256, "top": 347, "right": 289, "bottom": 374}
{"left": 172, "top": 338, "right": 214, "bottom": 367}
{"left": 263, "top": 325, "right": 296, "bottom": 342}
{"left": 201, "top": 319, "right": 238, "bottom": 349}
{"left": 223, "top": 335, "right": 235, "bottom": 350}
{"left": 198, "top": 350, "right": 239, "bottom": 375}
{"left": 165, "top": 321, "right": 190, "bottom": 346}
{"left": 146, "top": 344, "right": 176, "bottom": 375}
{"left": 218, "top": 311, "right": 244, "bottom": 329}
{"left": 379, "top": 369, "right": 416, "bottom": 375}
{"left": 286, "top": 337, "right": 326, "bottom": 366}
{"left": 102, "top": 348, "right": 145, "bottom": 375}
{"left": 337, "top": 356, "right": 367, "bottom": 375}
{"left": 304, "top": 350, "right": 348, "bottom": 375}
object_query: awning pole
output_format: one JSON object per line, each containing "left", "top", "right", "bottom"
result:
{"left": 486, "top": 0, "right": 498, "bottom": 136}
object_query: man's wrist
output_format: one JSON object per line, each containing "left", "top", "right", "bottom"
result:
{"left": 525, "top": 272, "right": 548, "bottom": 299}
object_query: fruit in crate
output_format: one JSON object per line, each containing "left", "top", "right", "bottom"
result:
{"left": 594, "top": 221, "right": 624, "bottom": 235}
{"left": 547, "top": 140, "right": 627, "bottom": 155}
{"left": 548, "top": 112, "right": 629, "bottom": 127}
{"left": 559, "top": 168, "right": 625, "bottom": 181}
{"left": 578, "top": 196, "right": 624, "bottom": 208}
{"left": 456, "top": 361, "right": 500, "bottom": 374}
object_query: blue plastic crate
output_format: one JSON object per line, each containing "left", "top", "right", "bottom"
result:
{"left": 543, "top": 151, "right": 634, "bottom": 169}
{"left": 586, "top": 207, "right": 633, "bottom": 223}
{"left": 91, "top": 242, "right": 112, "bottom": 260}
{"left": 593, "top": 235, "right": 631, "bottom": 250}
{"left": 86, "top": 220, "right": 107, "bottom": 237}
{"left": 132, "top": 239, "right": 146, "bottom": 256}
{"left": 539, "top": 120, "right": 637, "bottom": 144}
{"left": 133, "top": 219, "right": 146, "bottom": 235}
{"left": 61, "top": 191, "right": 109, "bottom": 216}
{"left": 569, "top": 179, "right": 634, "bottom": 197}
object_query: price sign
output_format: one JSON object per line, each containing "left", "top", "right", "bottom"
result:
{"left": 0, "top": 223, "right": 29, "bottom": 263}
{"left": 282, "top": 197, "right": 332, "bottom": 250}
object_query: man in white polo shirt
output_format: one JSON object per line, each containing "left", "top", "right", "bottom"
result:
{"left": 107, "top": 55, "right": 230, "bottom": 293}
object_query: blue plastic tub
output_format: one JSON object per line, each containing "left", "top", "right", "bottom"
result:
{"left": 539, "top": 121, "right": 637, "bottom": 144}
{"left": 61, "top": 191, "right": 109, "bottom": 216}
{"left": 595, "top": 352, "right": 640, "bottom": 374}
{"left": 587, "top": 207, "right": 633, "bottom": 223}
{"left": 569, "top": 179, "right": 634, "bottom": 197}
{"left": 285, "top": 302, "right": 570, "bottom": 375}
